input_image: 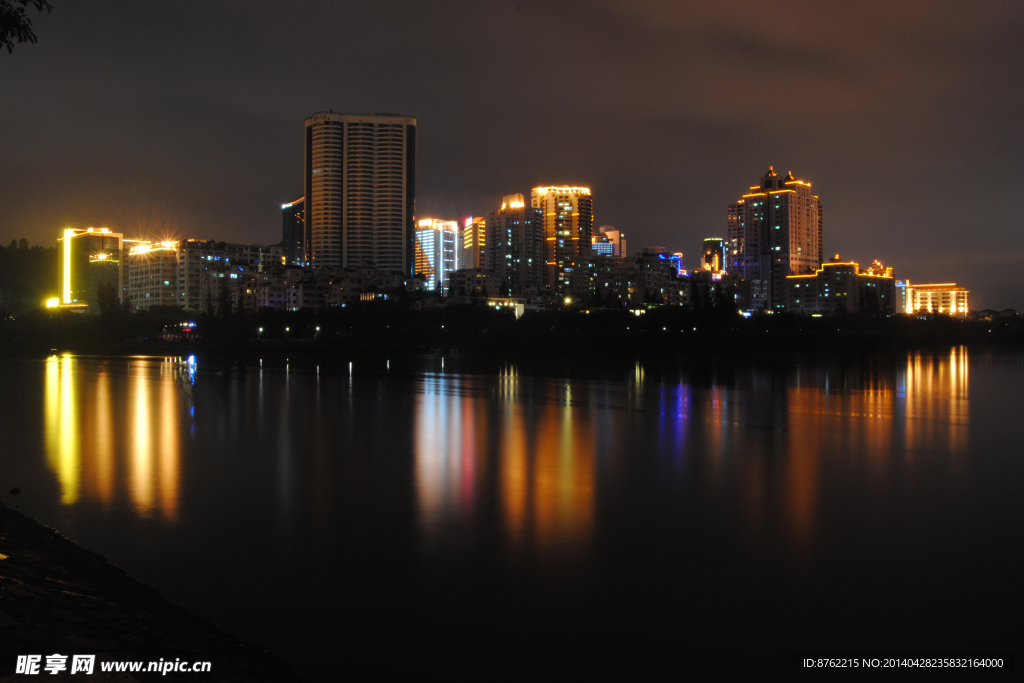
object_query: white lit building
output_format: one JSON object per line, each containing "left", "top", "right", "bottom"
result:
{"left": 414, "top": 219, "right": 462, "bottom": 292}
{"left": 127, "top": 239, "right": 283, "bottom": 313}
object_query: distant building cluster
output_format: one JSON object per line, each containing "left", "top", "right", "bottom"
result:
{"left": 49, "top": 114, "right": 974, "bottom": 318}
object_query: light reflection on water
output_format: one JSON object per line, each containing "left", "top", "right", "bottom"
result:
{"left": 414, "top": 373, "right": 596, "bottom": 552}
{"left": 17, "top": 345, "right": 1021, "bottom": 681}
{"left": 410, "top": 347, "right": 971, "bottom": 550}
{"left": 42, "top": 355, "right": 191, "bottom": 519}
{"left": 38, "top": 347, "right": 973, "bottom": 548}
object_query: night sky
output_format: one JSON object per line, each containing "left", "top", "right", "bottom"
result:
{"left": 1, "top": 0, "right": 1021, "bottom": 308}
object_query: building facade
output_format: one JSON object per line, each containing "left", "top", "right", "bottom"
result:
{"left": 463, "top": 216, "right": 487, "bottom": 270}
{"left": 127, "top": 239, "right": 283, "bottom": 313}
{"left": 531, "top": 186, "right": 593, "bottom": 292}
{"left": 702, "top": 238, "right": 725, "bottom": 272}
{"left": 785, "top": 257, "right": 896, "bottom": 316}
{"left": 414, "top": 219, "right": 462, "bottom": 292}
{"left": 729, "top": 167, "right": 823, "bottom": 310}
{"left": 594, "top": 225, "right": 626, "bottom": 257}
{"left": 726, "top": 203, "right": 744, "bottom": 274}
{"left": 303, "top": 112, "right": 417, "bottom": 272}
{"left": 486, "top": 193, "right": 545, "bottom": 295}
{"left": 902, "top": 282, "right": 969, "bottom": 316}
{"left": 58, "top": 227, "right": 124, "bottom": 312}
{"left": 281, "top": 196, "right": 305, "bottom": 265}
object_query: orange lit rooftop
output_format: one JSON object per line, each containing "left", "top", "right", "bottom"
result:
{"left": 532, "top": 186, "right": 591, "bottom": 195}
{"left": 911, "top": 283, "right": 968, "bottom": 291}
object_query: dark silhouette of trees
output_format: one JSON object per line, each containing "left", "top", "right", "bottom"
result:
{"left": 1, "top": 0, "right": 52, "bottom": 53}
{"left": 0, "top": 239, "right": 58, "bottom": 314}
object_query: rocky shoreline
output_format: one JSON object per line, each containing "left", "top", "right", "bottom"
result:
{"left": 0, "top": 503, "right": 306, "bottom": 682}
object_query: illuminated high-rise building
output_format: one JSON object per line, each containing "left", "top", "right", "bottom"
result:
{"left": 463, "top": 216, "right": 487, "bottom": 270}
{"left": 530, "top": 186, "right": 593, "bottom": 291}
{"left": 414, "top": 219, "right": 462, "bottom": 292}
{"left": 281, "top": 196, "right": 305, "bottom": 265}
{"left": 303, "top": 112, "right": 417, "bottom": 272}
{"left": 728, "top": 167, "right": 823, "bottom": 309}
{"left": 702, "top": 238, "right": 725, "bottom": 272}
{"left": 487, "top": 193, "right": 544, "bottom": 294}
{"left": 57, "top": 227, "right": 124, "bottom": 312}
{"left": 726, "top": 204, "right": 744, "bottom": 273}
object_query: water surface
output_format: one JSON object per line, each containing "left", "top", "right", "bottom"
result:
{"left": 1, "top": 348, "right": 1020, "bottom": 678}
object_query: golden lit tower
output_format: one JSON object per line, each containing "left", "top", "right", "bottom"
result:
{"left": 729, "top": 167, "right": 823, "bottom": 310}
{"left": 303, "top": 112, "right": 417, "bottom": 272}
{"left": 702, "top": 238, "right": 725, "bottom": 272}
{"left": 57, "top": 227, "right": 124, "bottom": 313}
{"left": 530, "top": 186, "right": 593, "bottom": 292}
{"left": 463, "top": 216, "right": 487, "bottom": 270}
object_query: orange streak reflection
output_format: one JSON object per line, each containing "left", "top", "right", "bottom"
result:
{"left": 777, "top": 348, "right": 969, "bottom": 544}
{"left": 415, "top": 376, "right": 595, "bottom": 554}
{"left": 159, "top": 373, "right": 180, "bottom": 521}
{"left": 131, "top": 365, "right": 154, "bottom": 513}
{"left": 92, "top": 371, "right": 115, "bottom": 505}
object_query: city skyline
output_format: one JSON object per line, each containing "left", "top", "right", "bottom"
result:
{"left": 1, "top": 2, "right": 1022, "bottom": 309}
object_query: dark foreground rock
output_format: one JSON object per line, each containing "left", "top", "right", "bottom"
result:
{"left": 0, "top": 503, "right": 307, "bottom": 682}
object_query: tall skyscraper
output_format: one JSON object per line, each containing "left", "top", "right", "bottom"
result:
{"left": 530, "top": 186, "right": 593, "bottom": 292}
{"left": 303, "top": 112, "right": 417, "bottom": 272}
{"left": 414, "top": 219, "right": 462, "bottom": 292}
{"left": 728, "top": 167, "right": 823, "bottom": 309}
{"left": 726, "top": 203, "right": 744, "bottom": 273}
{"left": 58, "top": 227, "right": 123, "bottom": 312}
{"left": 486, "top": 193, "right": 544, "bottom": 294}
{"left": 463, "top": 216, "right": 487, "bottom": 270}
{"left": 281, "top": 196, "right": 304, "bottom": 265}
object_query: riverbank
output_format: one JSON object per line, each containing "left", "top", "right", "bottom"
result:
{"left": 0, "top": 503, "right": 305, "bottom": 682}
{"left": 2, "top": 305, "right": 1022, "bottom": 359}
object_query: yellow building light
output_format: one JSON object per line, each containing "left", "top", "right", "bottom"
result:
{"left": 62, "top": 228, "right": 73, "bottom": 304}
{"left": 45, "top": 297, "right": 60, "bottom": 308}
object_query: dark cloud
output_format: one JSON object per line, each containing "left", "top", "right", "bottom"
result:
{"left": 1, "top": 0, "right": 1021, "bottom": 307}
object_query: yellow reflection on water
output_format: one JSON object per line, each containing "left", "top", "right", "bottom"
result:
{"left": 131, "top": 365, "right": 154, "bottom": 512}
{"left": 905, "top": 346, "right": 969, "bottom": 454}
{"left": 159, "top": 376, "right": 180, "bottom": 521}
{"left": 44, "top": 355, "right": 79, "bottom": 504}
{"left": 42, "top": 355, "right": 184, "bottom": 519}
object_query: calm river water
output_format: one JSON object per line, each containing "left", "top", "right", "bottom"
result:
{"left": 1, "top": 349, "right": 1021, "bottom": 678}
